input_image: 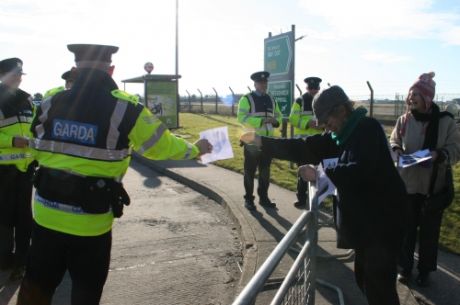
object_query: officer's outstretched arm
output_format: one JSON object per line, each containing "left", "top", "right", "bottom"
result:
{"left": 129, "top": 108, "right": 208, "bottom": 160}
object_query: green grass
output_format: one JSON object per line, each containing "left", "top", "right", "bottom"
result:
{"left": 440, "top": 163, "right": 460, "bottom": 254}
{"left": 175, "top": 113, "right": 460, "bottom": 255}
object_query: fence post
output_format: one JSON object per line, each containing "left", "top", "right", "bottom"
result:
{"left": 197, "top": 89, "right": 203, "bottom": 113}
{"left": 186, "top": 90, "right": 191, "bottom": 112}
{"left": 247, "top": 86, "right": 252, "bottom": 93}
{"left": 295, "top": 84, "right": 302, "bottom": 96}
{"left": 229, "top": 86, "right": 235, "bottom": 116}
{"left": 366, "top": 81, "right": 374, "bottom": 117}
{"left": 213, "top": 87, "right": 218, "bottom": 114}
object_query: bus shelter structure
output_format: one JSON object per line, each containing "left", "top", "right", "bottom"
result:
{"left": 122, "top": 74, "right": 181, "bottom": 129}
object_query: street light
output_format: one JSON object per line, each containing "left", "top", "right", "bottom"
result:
{"left": 175, "top": 0, "right": 179, "bottom": 76}
{"left": 295, "top": 34, "right": 306, "bottom": 42}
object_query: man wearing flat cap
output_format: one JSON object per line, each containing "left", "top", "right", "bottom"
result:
{"left": 0, "top": 57, "right": 35, "bottom": 280}
{"left": 16, "top": 44, "right": 213, "bottom": 304}
{"left": 289, "top": 76, "right": 323, "bottom": 209}
{"left": 237, "top": 71, "right": 282, "bottom": 210}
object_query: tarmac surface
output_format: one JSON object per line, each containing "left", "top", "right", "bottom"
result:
{"left": 0, "top": 160, "right": 242, "bottom": 305}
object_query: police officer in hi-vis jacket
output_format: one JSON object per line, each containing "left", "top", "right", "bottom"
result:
{"left": 16, "top": 44, "right": 212, "bottom": 305}
{"left": 237, "top": 71, "right": 282, "bottom": 211}
{"left": 0, "top": 57, "right": 35, "bottom": 281}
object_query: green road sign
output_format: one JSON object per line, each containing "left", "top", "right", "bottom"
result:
{"left": 264, "top": 35, "right": 293, "bottom": 76}
{"left": 268, "top": 80, "right": 292, "bottom": 117}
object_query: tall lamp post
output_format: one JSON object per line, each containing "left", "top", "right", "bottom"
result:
{"left": 175, "top": 0, "right": 180, "bottom": 126}
{"left": 175, "top": 0, "right": 179, "bottom": 76}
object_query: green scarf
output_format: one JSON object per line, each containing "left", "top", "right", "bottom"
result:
{"left": 331, "top": 107, "right": 367, "bottom": 146}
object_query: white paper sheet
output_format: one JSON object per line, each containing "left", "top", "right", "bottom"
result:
{"left": 398, "top": 149, "right": 432, "bottom": 168}
{"left": 311, "top": 164, "right": 337, "bottom": 207}
{"left": 199, "top": 126, "right": 234, "bottom": 164}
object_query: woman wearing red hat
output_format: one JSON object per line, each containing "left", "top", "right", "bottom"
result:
{"left": 390, "top": 72, "right": 460, "bottom": 286}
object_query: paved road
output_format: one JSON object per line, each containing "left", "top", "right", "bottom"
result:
{"left": 0, "top": 160, "right": 242, "bottom": 305}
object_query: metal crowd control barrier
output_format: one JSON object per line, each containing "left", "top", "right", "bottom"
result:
{"left": 232, "top": 185, "right": 319, "bottom": 305}
{"left": 232, "top": 183, "right": 346, "bottom": 305}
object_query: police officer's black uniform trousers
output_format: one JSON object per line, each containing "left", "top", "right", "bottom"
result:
{"left": 296, "top": 160, "right": 309, "bottom": 209}
{"left": 17, "top": 223, "right": 111, "bottom": 305}
{"left": 0, "top": 164, "right": 33, "bottom": 269}
{"left": 399, "top": 193, "right": 443, "bottom": 274}
{"left": 243, "top": 144, "right": 272, "bottom": 202}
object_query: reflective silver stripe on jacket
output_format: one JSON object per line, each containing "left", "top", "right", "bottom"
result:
{"left": 184, "top": 142, "right": 194, "bottom": 159}
{"left": 0, "top": 116, "right": 33, "bottom": 128}
{"left": 238, "top": 109, "right": 251, "bottom": 123}
{"left": 31, "top": 139, "right": 130, "bottom": 161}
{"left": 35, "top": 97, "right": 53, "bottom": 138}
{"left": 0, "top": 153, "right": 30, "bottom": 161}
{"left": 35, "top": 193, "right": 86, "bottom": 214}
{"left": 300, "top": 111, "right": 313, "bottom": 115}
{"left": 138, "top": 124, "right": 167, "bottom": 154}
{"left": 106, "top": 100, "right": 128, "bottom": 149}
{"left": 247, "top": 112, "right": 274, "bottom": 117}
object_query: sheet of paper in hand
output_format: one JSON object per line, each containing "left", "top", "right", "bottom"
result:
{"left": 310, "top": 163, "right": 337, "bottom": 208}
{"left": 199, "top": 126, "right": 234, "bottom": 164}
{"left": 398, "top": 149, "right": 432, "bottom": 168}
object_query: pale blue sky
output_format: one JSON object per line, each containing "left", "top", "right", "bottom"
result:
{"left": 1, "top": 0, "right": 459, "bottom": 100}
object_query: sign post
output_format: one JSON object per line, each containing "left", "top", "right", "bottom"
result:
{"left": 264, "top": 25, "right": 295, "bottom": 137}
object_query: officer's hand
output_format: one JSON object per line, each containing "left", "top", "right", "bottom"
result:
{"left": 194, "top": 139, "right": 213, "bottom": 156}
{"left": 298, "top": 165, "right": 317, "bottom": 182}
{"left": 13, "top": 136, "right": 29, "bottom": 148}
{"left": 240, "top": 132, "right": 261, "bottom": 147}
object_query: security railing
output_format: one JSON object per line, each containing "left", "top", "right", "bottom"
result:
{"left": 231, "top": 186, "right": 319, "bottom": 305}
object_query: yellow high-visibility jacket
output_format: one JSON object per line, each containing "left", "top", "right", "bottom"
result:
{"left": 0, "top": 84, "right": 34, "bottom": 172}
{"left": 237, "top": 91, "right": 282, "bottom": 136}
{"left": 31, "top": 70, "right": 200, "bottom": 236}
{"left": 289, "top": 93, "right": 322, "bottom": 137}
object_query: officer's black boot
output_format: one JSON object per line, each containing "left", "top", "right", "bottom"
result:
{"left": 244, "top": 196, "right": 256, "bottom": 211}
{"left": 293, "top": 200, "right": 307, "bottom": 209}
{"left": 259, "top": 197, "right": 276, "bottom": 208}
